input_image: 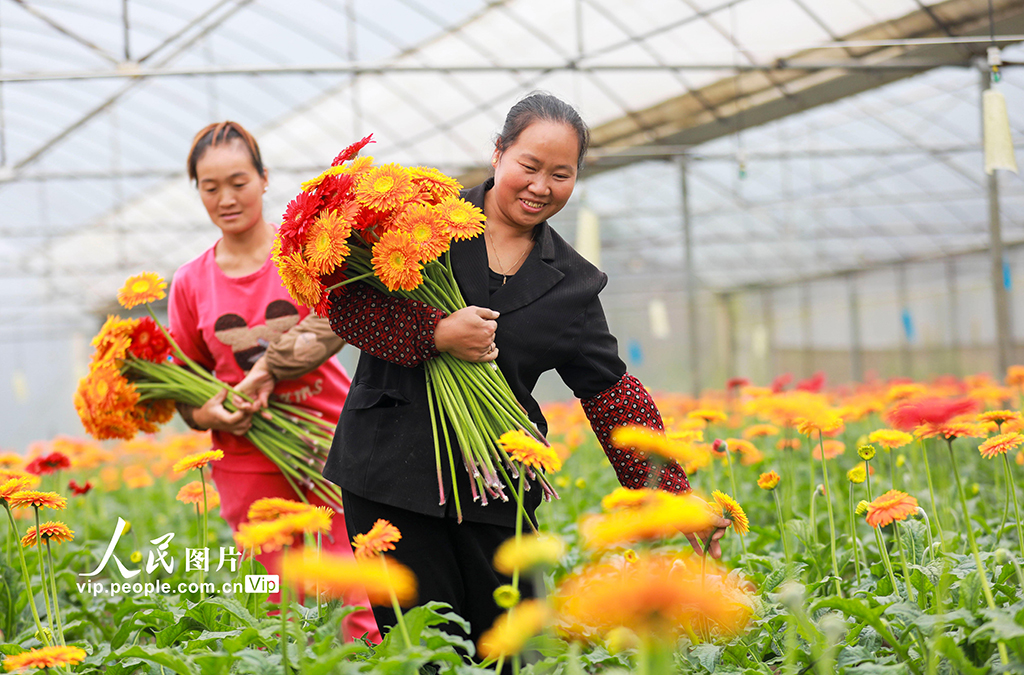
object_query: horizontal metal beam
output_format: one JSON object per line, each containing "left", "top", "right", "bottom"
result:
{"left": 0, "top": 59, "right": 981, "bottom": 84}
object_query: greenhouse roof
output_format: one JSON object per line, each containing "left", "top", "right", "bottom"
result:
{"left": 3, "top": 0, "right": 1024, "bottom": 339}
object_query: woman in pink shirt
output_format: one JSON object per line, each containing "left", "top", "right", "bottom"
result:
{"left": 168, "top": 121, "right": 378, "bottom": 642}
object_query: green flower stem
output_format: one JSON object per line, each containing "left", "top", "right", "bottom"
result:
{"left": 892, "top": 521, "right": 915, "bottom": 604}
{"left": 917, "top": 439, "right": 946, "bottom": 552}
{"left": 280, "top": 563, "right": 291, "bottom": 675}
{"left": 772, "top": 490, "right": 792, "bottom": 574}
{"left": 45, "top": 540, "right": 65, "bottom": 646}
{"left": 3, "top": 506, "right": 49, "bottom": 646}
{"left": 817, "top": 432, "right": 842, "bottom": 598}
{"left": 864, "top": 460, "right": 873, "bottom": 502}
{"left": 381, "top": 555, "right": 413, "bottom": 650}
{"left": 722, "top": 446, "right": 746, "bottom": 555}
{"left": 848, "top": 483, "right": 862, "bottom": 585}
{"left": 33, "top": 508, "right": 57, "bottom": 641}
{"left": 873, "top": 525, "right": 901, "bottom": 596}
{"left": 946, "top": 438, "right": 1009, "bottom": 666}
{"left": 512, "top": 473, "right": 525, "bottom": 593}
{"left": 199, "top": 469, "right": 210, "bottom": 601}
{"left": 1001, "top": 453, "right": 1024, "bottom": 554}
{"left": 888, "top": 447, "right": 897, "bottom": 491}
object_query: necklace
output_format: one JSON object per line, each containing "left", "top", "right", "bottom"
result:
{"left": 486, "top": 227, "right": 531, "bottom": 285}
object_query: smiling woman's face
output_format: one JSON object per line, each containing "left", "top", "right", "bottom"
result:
{"left": 195, "top": 139, "right": 268, "bottom": 237}
{"left": 486, "top": 119, "right": 579, "bottom": 233}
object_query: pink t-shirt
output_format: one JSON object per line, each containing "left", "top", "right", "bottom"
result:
{"left": 168, "top": 243, "right": 350, "bottom": 473}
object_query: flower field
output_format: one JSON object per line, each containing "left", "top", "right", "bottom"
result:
{"left": 4, "top": 371, "right": 1024, "bottom": 673}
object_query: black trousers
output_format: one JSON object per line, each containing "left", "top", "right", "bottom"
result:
{"left": 341, "top": 489, "right": 535, "bottom": 650}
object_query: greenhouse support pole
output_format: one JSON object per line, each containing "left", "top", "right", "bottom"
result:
{"left": 762, "top": 287, "right": 776, "bottom": 382}
{"left": 946, "top": 258, "right": 963, "bottom": 376}
{"left": 679, "top": 155, "right": 701, "bottom": 397}
{"left": 847, "top": 273, "right": 863, "bottom": 383}
{"left": 983, "top": 69, "right": 1013, "bottom": 377}
{"left": 897, "top": 263, "right": 912, "bottom": 378}
{"left": 801, "top": 282, "right": 813, "bottom": 377}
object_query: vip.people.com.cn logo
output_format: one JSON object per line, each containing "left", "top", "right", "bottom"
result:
{"left": 243, "top": 574, "right": 280, "bottom": 594}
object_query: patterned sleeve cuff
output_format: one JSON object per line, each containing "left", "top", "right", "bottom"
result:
{"left": 580, "top": 372, "right": 690, "bottom": 493}
{"left": 326, "top": 283, "right": 447, "bottom": 368}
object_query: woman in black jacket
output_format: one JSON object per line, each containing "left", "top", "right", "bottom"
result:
{"left": 324, "top": 92, "right": 725, "bottom": 646}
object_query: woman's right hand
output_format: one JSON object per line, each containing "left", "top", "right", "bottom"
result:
{"left": 434, "top": 306, "right": 500, "bottom": 362}
{"left": 192, "top": 388, "right": 254, "bottom": 435}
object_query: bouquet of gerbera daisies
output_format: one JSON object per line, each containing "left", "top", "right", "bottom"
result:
{"left": 274, "top": 135, "right": 554, "bottom": 521}
{"left": 73, "top": 272, "right": 342, "bottom": 505}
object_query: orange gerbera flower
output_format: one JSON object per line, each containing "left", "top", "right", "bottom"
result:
{"left": 478, "top": 600, "right": 550, "bottom": 660}
{"left": 554, "top": 552, "right": 752, "bottom": 641}
{"left": 122, "top": 465, "right": 153, "bottom": 489}
{"left": 396, "top": 203, "right": 450, "bottom": 262}
{"left": 409, "top": 166, "right": 461, "bottom": 201}
{"left": 172, "top": 449, "right": 224, "bottom": 473}
{"left": 7, "top": 490, "right": 66, "bottom": 511}
{"left": 304, "top": 208, "right": 353, "bottom": 275}
{"left": 437, "top": 197, "right": 486, "bottom": 240}
{"left": 915, "top": 422, "right": 987, "bottom": 441}
{"left": 776, "top": 438, "right": 801, "bottom": 451}
{"left": 247, "top": 497, "right": 314, "bottom": 523}
{"left": 352, "top": 519, "right": 402, "bottom": 560}
{"left": 1007, "top": 365, "right": 1024, "bottom": 387}
{"left": 354, "top": 163, "right": 415, "bottom": 212}
{"left": 273, "top": 241, "right": 326, "bottom": 308}
{"left": 812, "top": 439, "right": 845, "bottom": 461}
{"left": 235, "top": 508, "right": 333, "bottom": 553}
{"left": 868, "top": 429, "right": 914, "bottom": 450}
{"left": 743, "top": 424, "right": 779, "bottom": 439}
{"left": 978, "top": 432, "right": 1024, "bottom": 459}
{"left": 865, "top": 490, "right": 918, "bottom": 528}
{"left": 710, "top": 490, "right": 749, "bottom": 536}
{"left": 757, "top": 470, "right": 781, "bottom": 490}
{"left": 117, "top": 272, "right": 167, "bottom": 309}
{"left": 175, "top": 481, "right": 221, "bottom": 512}
{"left": 2, "top": 645, "right": 87, "bottom": 671}
{"left": 283, "top": 549, "right": 417, "bottom": 607}
{"left": 371, "top": 230, "right": 424, "bottom": 292}
{"left": 601, "top": 487, "right": 660, "bottom": 511}
{"left": 498, "top": 430, "right": 562, "bottom": 473}
{"left": 20, "top": 521, "right": 74, "bottom": 548}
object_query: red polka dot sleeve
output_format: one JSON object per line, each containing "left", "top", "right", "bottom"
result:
{"left": 326, "top": 283, "right": 447, "bottom": 368}
{"left": 580, "top": 373, "right": 690, "bottom": 493}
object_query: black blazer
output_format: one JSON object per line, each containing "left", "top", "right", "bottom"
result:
{"left": 323, "top": 179, "right": 627, "bottom": 526}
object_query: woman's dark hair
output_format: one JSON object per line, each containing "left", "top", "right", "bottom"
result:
{"left": 187, "top": 121, "right": 265, "bottom": 185}
{"left": 495, "top": 92, "right": 590, "bottom": 170}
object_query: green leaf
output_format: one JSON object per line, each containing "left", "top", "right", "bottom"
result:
{"left": 897, "top": 520, "right": 928, "bottom": 566}
{"left": 109, "top": 644, "right": 193, "bottom": 675}
{"left": 155, "top": 616, "right": 203, "bottom": 648}
{"left": 843, "top": 663, "right": 909, "bottom": 674}
{"left": 689, "top": 643, "right": 724, "bottom": 672}
{"left": 760, "top": 566, "right": 787, "bottom": 598}
{"left": 932, "top": 635, "right": 989, "bottom": 675}
{"left": 971, "top": 607, "right": 1024, "bottom": 641}
{"left": 959, "top": 571, "right": 984, "bottom": 612}
{"left": 222, "top": 625, "right": 278, "bottom": 653}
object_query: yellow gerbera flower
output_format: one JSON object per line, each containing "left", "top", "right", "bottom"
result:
{"left": 437, "top": 197, "right": 486, "bottom": 240}
{"left": 6, "top": 490, "right": 66, "bottom": 511}
{"left": 688, "top": 409, "right": 728, "bottom": 425}
{"left": 246, "top": 497, "right": 314, "bottom": 523}
{"left": 371, "top": 230, "right": 424, "bottom": 292}
{"left": 117, "top": 272, "right": 167, "bottom": 309}
{"left": 757, "top": 470, "right": 780, "bottom": 490}
{"left": 710, "top": 490, "right": 749, "bottom": 536}
{"left": 304, "top": 208, "right": 352, "bottom": 275}
{"left": 283, "top": 549, "right": 417, "bottom": 607}
{"left": 352, "top": 519, "right": 402, "bottom": 560}
{"left": 492, "top": 533, "right": 566, "bottom": 575}
{"left": 611, "top": 425, "right": 699, "bottom": 464}
{"left": 868, "top": 429, "right": 914, "bottom": 450}
{"left": 172, "top": 450, "right": 224, "bottom": 473}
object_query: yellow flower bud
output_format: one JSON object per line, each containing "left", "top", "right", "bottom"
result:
{"left": 122, "top": 520, "right": 132, "bottom": 535}
{"left": 970, "top": 483, "right": 980, "bottom": 496}
{"left": 896, "top": 454, "right": 906, "bottom": 468}
{"left": 554, "top": 476, "right": 569, "bottom": 489}
{"left": 857, "top": 445, "right": 876, "bottom": 461}
{"left": 574, "top": 477, "right": 587, "bottom": 490}
{"left": 605, "top": 627, "right": 639, "bottom": 654}
{"left": 855, "top": 500, "right": 870, "bottom": 516}
{"left": 492, "top": 584, "right": 520, "bottom": 609}
{"left": 130, "top": 550, "right": 142, "bottom": 564}
{"left": 847, "top": 465, "right": 866, "bottom": 484}
{"left": 623, "top": 548, "right": 638, "bottom": 563}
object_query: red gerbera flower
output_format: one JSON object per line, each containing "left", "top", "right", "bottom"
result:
{"left": 25, "top": 452, "right": 71, "bottom": 476}
{"left": 795, "top": 371, "right": 826, "bottom": 393}
{"left": 127, "top": 317, "right": 173, "bottom": 362}
{"left": 771, "top": 373, "right": 792, "bottom": 393}
{"left": 886, "top": 397, "right": 980, "bottom": 431}
{"left": 331, "top": 134, "right": 375, "bottom": 166}
{"left": 68, "top": 479, "right": 92, "bottom": 496}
